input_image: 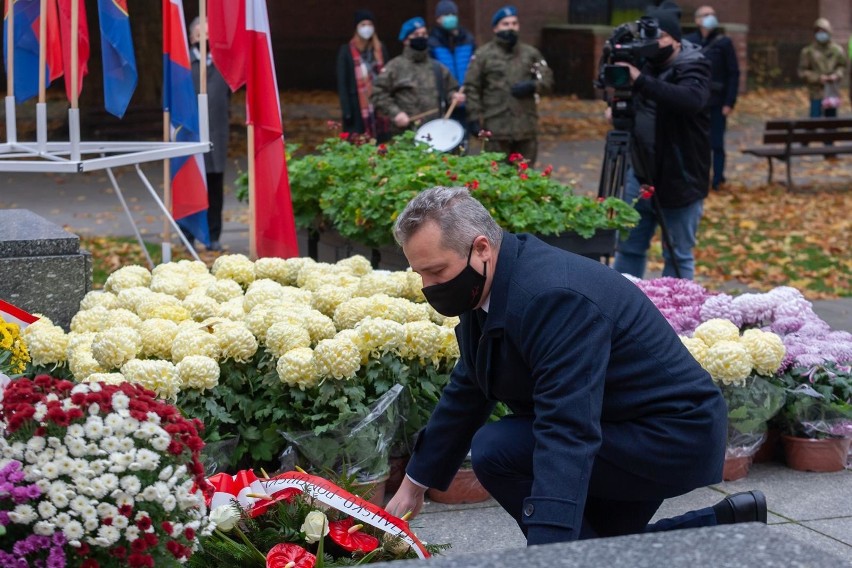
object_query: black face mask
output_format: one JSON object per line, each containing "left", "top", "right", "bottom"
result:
{"left": 495, "top": 29, "right": 518, "bottom": 48}
{"left": 648, "top": 44, "right": 675, "bottom": 67}
{"left": 409, "top": 37, "right": 429, "bottom": 51}
{"left": 422, "top": 244, "right": 487, "bottom": 317}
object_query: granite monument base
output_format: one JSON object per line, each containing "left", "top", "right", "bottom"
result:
{"left": 0, "top": 209, "right": 92, "bottom": 330}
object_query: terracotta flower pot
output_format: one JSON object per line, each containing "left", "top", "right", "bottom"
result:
{"left": 752, "top": 429, "right": 782, "bottom": 464}
{"left": 782, "top": 435, "right": 851, "bottom": 473}
{"left": 723, "top": 455, "right": 753, "bottom": 481}
{"left": 353, "top": 476, "right": 389, "bottom": 507}
{"left": 426, "top": 468, "right": 490, "bottom": 504}
{"left": 386, "top": 454, "right": 410, "bottom": 495}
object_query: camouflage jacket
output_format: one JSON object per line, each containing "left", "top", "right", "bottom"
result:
{"left": 371, "top": 47, "right": 458, "bottom": 131}
{"left": 798, "top": 41, "right": 847, "bottom": 100}
{"left": 464, "top": 40, "right": 554, "bottom": 140}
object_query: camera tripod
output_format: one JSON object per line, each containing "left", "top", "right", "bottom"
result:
{"left": 598, "top": 128, "right": 681, "bottom": 278}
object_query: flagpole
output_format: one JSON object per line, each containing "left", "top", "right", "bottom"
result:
{"left": 5, "top": 0, "right": 17, "bottom": 144}
{"left": 163, "top": 110, "right": 172, "bottom": 263}
{"left": 198, "top": 0, "right": 209, "bottom": 144}
{"left": 248, "top": 123, "right": 256, "bottom": 259}
{"left": 68, "top": 0, "right": 81, "bottom": 162}
{"left": 37, "top": 0, "right": 48, "bottom": 153}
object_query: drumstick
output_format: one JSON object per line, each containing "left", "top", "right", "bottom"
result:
{"left": 443, "top": 86, "right": 465, "bottom": 120}
{"left": 410, "top": 108, "right": 440, "bottom": 122}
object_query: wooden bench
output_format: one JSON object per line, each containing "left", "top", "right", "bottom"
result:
{"left": 742, "top": 118, "right": 852, "bottom": 189}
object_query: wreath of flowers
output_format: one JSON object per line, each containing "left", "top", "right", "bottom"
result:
{"left": 0, "top": 375, "right": 214, "bottom": 567}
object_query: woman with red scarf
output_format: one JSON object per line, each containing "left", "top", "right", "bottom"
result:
{"left": 336, "top": 9, "right": 390, "bottom": 141}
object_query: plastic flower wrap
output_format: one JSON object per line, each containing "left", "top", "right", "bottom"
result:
{"left": 211, "top": 254, "right": 256, "bottom": 288}
{"left": 0, "top": 376, "right": 213, "bottom": 565}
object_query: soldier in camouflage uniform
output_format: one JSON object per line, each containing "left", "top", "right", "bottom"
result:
{"left": 464, "top": 6, "right": 553, "bottom": 166}
{"left": 372, "top": 17, "right": 463, "bottom": 137}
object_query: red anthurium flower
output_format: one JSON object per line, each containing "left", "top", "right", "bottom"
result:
{"left": 328, "top": 518, "right": 380, "bottom": 554}
{"left": 252, "top": 488, "right": 302, "bottom": 517}
{"left": 266, "top": 543, "right": 316, "bottom": 568}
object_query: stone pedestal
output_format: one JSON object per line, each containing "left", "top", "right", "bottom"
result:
{"left": 0, "top": 209, "right": 91, "bottom": 330}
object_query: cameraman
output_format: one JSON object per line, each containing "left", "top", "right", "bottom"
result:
{"left": 610, "top": 8, "right": 711, "bottom": 281}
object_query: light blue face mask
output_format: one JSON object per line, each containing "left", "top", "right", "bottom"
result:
{"left": 701, "top": 15, "right": 718, "bottom": 30}
{"left": 441, "top": 14, "right": 459, "bottom": 31}
{"left": 815, "top": 30, "right": 830, "bottom": 43}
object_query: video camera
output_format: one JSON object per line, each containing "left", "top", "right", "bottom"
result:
{"left": 595, "top": 16, "right": 663, "bottom": 129}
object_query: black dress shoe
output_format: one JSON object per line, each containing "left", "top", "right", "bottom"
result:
{"left": 715, "top": 490, "right": 767, "bottom": 524}
{"left": 208, "top": 240, "right": 223, "bottom": 252}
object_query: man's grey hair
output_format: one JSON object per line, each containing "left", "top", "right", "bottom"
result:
{"left": 189, "top": 16, "right": 201, "bottom": 37}
{"left": 393, "top": 187, "right": 503, "bottom": 256}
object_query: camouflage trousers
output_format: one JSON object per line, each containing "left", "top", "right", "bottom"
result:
{"left": 484, "top": 138, "right": 539, "bottom": 167}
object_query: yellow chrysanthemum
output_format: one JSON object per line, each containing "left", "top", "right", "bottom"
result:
{"left": 310, "top": 285, "right": 355, "bottom": 317}
{"left": 313, "top": 338, "right": 360, "bottom": 380}
{"left": 81, "top": 372, "right": 126, "bottom": 385}
{"left": 22, "top": 322, "right": 68, "bottom": 366}
{"left": 703, "top": 340, "right": 753, "bottom": 387}
{"left": 354, "top": 271, "right": 406, "bottom": 298}
{"left": 138, "top": 318, "right": 179, "bottom": 359}
{"left": 79, "top": 290, "right": 118, "bottom": 311}
{"left": 91, "top": 326, "right": 142, "bottom": 370}
{"left": 182, "top": 294, "right": 222, "bottom": 322}
{"left": 101, "top": 308, "right": 143, "bottom": 330}
{"left": 171, "top": 327, "right": 220, "bottom": 363}
{"left": 693, "top": 319, "right": 741, "bottom": 347}
{"left": 355, "top": 317, "right": 404, "bottom": 357}
{"left": 680, "top": 336, "right": 709, "bottom": 367}
{"left": 120, "top": 358, "right": 181, "bottom": 399}
{"left": 0, "top": 319, "right": 29, "bottom": 373}
{"left": 205, "top": 278, "right": 244, "bottom": 303}
{"left": 176, "top": 355, "right": 220, "bottom": 390}
{"left": 104, "top": 265, "right": 152, "bottom": 294}
{"left": 400, "top": 321, "right": 444, "bottom": 364}
{"left": 212, "top": 254, "right": 256, "bottom": 287}
{"left": 276, "top": 347, "right": 319, "bottom": 390}
{"left": 335, "top": 255, "right": 372, "bottom": 276}
{"left": 740, "top": 329, "right": 786, "bottom": 376}
{"left": 213, "top": 321, "right": 258, "bottom": 362}
{"left": 70, "top": 306, "right": 109, "bottom": 333}
{"left": 265, "top": 323, "right": 311, "bottom": 358}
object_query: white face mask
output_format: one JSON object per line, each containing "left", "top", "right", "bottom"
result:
{"left": 357, "top": 25, "right": 374, "bottom": 40}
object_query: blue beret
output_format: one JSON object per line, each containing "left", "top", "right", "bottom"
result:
{"left": 491, "top": 5, "right": 518, "bottom": 27}
{"left": 398, "top": 17, "right": 426, "bottom": 41}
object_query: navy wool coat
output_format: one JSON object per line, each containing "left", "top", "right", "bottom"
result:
{"left": 406, "top": 232, "right": 726, "bottom": 543}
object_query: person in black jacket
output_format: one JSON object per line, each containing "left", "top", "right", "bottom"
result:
{"left": 684, "top": 6, "right": 740, "bottom": 190}
{"left": 336, "top": 9, "right": 390, "bottom": 140}
{"left": 611, "top": 6, "right": 711, "bottom": 281}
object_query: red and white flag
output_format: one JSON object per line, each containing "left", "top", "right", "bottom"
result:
{"left": 0, "top": 299, "right": 38, "bottom": 330}
{"left": 207, "top": 0, "right": 248, "bottom": 92}
{"left": 57, "top": 0, "right": 90, "bottom": 101}
{"left": 245, "top": 0, "right": 298, "bottom": 258}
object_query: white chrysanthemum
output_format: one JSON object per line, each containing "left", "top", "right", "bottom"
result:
{"left": 276, "top": 286, "right": 314, "bottom": 307}
{"left": 402, "top": 270, "right": 426, "bottom": 302}
{"left": 66, "top": 331, "right": 96, "bottom": 355}
{"left": 68, "top": 348, "right": 107, "bottom": 381}
{"left": 740, "top": 329, "right": 786, "bottom": 376}
{"left": 213, "top": 321, "right": 258, "bottom": 362}
{"left": 91, "top": 326, "right": 141, "bottom": 370}
{"left": 205, "top": 279, "right": 244, "bottom": 303}
{"left": 182, "top": 294, "right": 222, "bottom": 321}
{"left": 218, "top": 297, "right": 248, "bottom": 322}
{"left": 121, "top": 359, "right": 181, "bottom": 399}
{"left": 302, "top": 311, "right": 337, "bottom": 344}
{"left": 680, "top": 336, "right": 709, "bottom": 367}
{"left": 693, "top": 318, "right": 741, "bottom": 347}
{"left": 171, "top": 327, "right": 220, "bottom": 363}
{"left": 150, "top": 273, "right": 191, "bottom": 300}
{"left": 177, "top": 355, "right": 220, "bottom": 390}
{"left": 310, "top": 285, "right": 355, "bottom": 317}
{"left": 253, "top": 257, "right": 292, "bottom": 285}
{"left": 355, "top": 317, "right": 404, "bottom": 357}
{"left": 22, "top": 322, "right": 68, "bottom": 366}
{"left": 211, "top": 254, "right": 255, "bottom": 287}
{"left": 313, "top": 338, "right": 360, "bottom": 380}
{"left": 333, "top": 297, "right": 375, "bottom": 330}
{"left": 70, "top": 306, "right": 109, "bottom": 333}
{"left": 336, "top": 255, "right": 373, "bottom": 276}
{"left": 101, "top": 308, "right": 143, "bottom": 330}
{"left": 136, "top": 300, "right": 190, "bottom": 323}
{"left": 400, "top": 321, "right": 444, "bottom": 364}
{"left": 265, "top": 323, "right": 311, "bottom": 358}
{"left": 276, "top": 347, "right": 318, "bottom": 389}
{"left": 82, "top": 372, "right": 126, "bottom": 385}
{"left": 244, "top": 305, "right": 304, "bottom": 342}
{"left": 138, "top": 318, "right": 179, "bottom": 359}
{"left": 436, "top": 325, "right": 460, "bottom": 361}
{"left": 354, "top": 271, "right": 406, "bottom": 298}
{"left": 104, "top": 265, "right": 152, "bottom": 294}
{"left": 114, "top": 286, "right": 155, "bottom": 312}
{"left": 703, "top": 340, "right": 753, "bottom": 387}
{"left": 334, "top": 328, "right": 361, "bottom": 348}
{"left": 244, "top": 279, "right": 286, "bottom": 311}
{"left": 79, "top": 290, "right": 119, "bottom": 311}
{"left": 442, "top": 316, "right": 461, "bottom": 329}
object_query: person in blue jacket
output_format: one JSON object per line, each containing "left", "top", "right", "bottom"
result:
{"left": 386, "top": 186, "right": 767, "bottom": 545}
{"left": 428, "top": 1, "right": 475, "bottom": 137}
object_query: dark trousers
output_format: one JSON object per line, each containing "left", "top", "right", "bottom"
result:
{"left": 207, "top": 171, "right": 224, "bottom": 242}
{"left": 484, "top": 138, "right": 539, "bottom": 168}
{"left": 709, "top": 106, "right": 727, "bottom": 189}
{"left": 470, "top": 415, "right": 717, "bottom": 540}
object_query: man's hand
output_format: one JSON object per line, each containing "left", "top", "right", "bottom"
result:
{"left": 510, "top": 80, "right": 537, "bottom": 98}
{"left": 604, "top": 106, "right": 613, "bottom": 123}
{"left": 394, "top": 112, "right": 411, "bottom": 128}
{"left": 385, "top": 476, "right": 427, "bottom": 521}
{"left": 722, "top": 105, "right": 733, "bottom": 116}
{"left": 451, "top": 91, "right": 466, "bottom": 105}
{"left": 614, "top": 62, "right": 641, "bottom": 83}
